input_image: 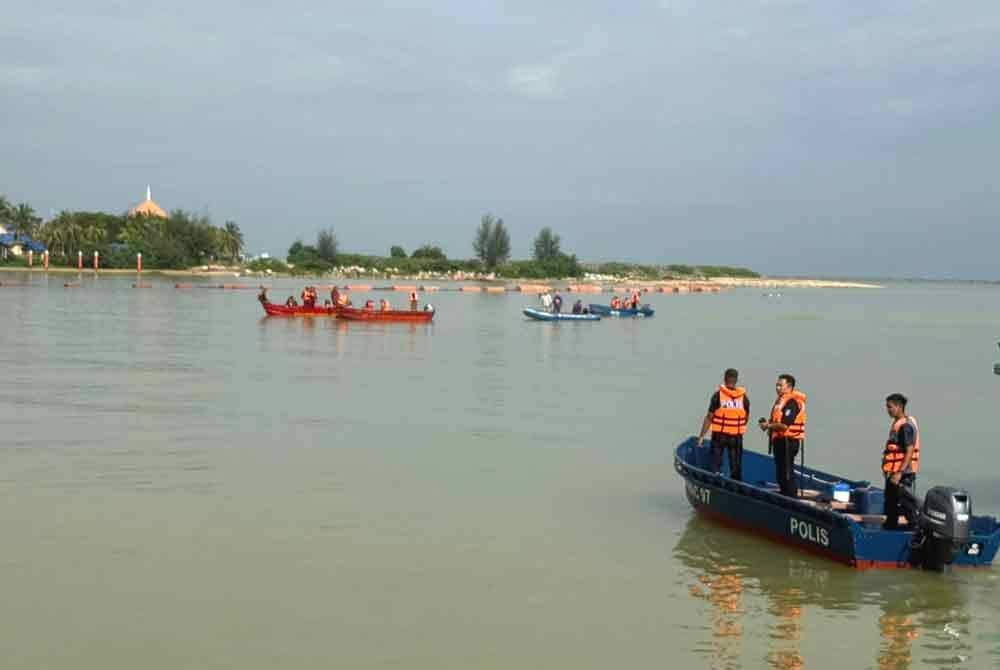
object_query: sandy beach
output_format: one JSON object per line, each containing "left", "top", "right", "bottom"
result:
{"left": 0, "top": 265, "right": 882, "bottom": 289}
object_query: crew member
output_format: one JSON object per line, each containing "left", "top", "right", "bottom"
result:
{"left": 409, "top": 290, "right": 419, "bottom": 311}
{"left": 379, "top": 298, "right": 390, "bottom": 311}
{"left": 697, "top": 368, "right": 749, "bottom": 480}
{"left": 552, "top": 291, "right": 563, "bottom": 314}
{"left": 610, "top": 295, "right": 621, "bottom": 310}
{"left": 882, "top": 393, "right": 920, "bottom": 530}
{"left": 758, "top": 374, "right": 806, "bottom": 497}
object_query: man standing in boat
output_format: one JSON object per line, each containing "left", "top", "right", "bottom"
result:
{"left": 758, "top": 374, "right": 806, "bottom": 498}
{"left": 696, "top": 368, "right": 749, "bottom": 480}
{"left": 881, "top": 393, "right": 920, "bottom": 530}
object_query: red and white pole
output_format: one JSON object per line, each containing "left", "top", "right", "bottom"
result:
{"left": 43, "top": 250, "right": 49, "bottom": 270}
{"left": 137, "top": 252, "right": 142, "bottom": 273}
{"left": 77, "top": 250, "right": 83, "bottom": 270}
{"left": 27, "top": 250, "right": 33, "bottom": 267}
{"left": 93, "top": 250, "right": 99, "bottom": 271}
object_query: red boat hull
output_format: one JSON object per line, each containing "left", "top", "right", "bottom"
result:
{"left": 338, "top": 306, "right": 435, "bottom": 323}
{"left": 262, "top": 302, "right": 338, "bottom": 317}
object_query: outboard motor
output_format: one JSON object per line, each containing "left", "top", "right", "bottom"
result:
{"left": 912, "top": 486, "right": 971, "bottom": 571}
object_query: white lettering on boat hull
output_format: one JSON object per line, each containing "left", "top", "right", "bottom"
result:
{"left": 686, "top": 481, "right": 711, "bottom": 505}
{"left": 789, "top": 517, "right": 830, "bottom": 547}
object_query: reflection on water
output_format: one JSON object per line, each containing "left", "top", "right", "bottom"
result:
{"left": 674, "top": 516, "right": 973, "bottom": 669}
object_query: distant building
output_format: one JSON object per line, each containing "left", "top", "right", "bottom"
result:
{"left": 127, "top": 185, "right": 168, "bottom": 219}
{"left": 0, "top": 232, "right": 46, "bottom": 258}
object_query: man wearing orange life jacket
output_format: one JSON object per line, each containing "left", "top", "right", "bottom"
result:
{"left": 697, "top": 368, "right": 750, "bottom": 481}
{"left": 409, "top": 290, "right": 418, "bottom": 311}
{"left": 882, "top": 393, "right": 920, "bottom": 530}
{"left": 758, "top": 374, "right": 806, "bottom": 497}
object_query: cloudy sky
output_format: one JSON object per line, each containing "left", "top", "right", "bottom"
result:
{"left": 2, "top": 1, "right": 998, "bottom": 278}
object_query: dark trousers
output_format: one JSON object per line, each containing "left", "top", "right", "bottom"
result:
{"left": 710, "top": 434, "right": 743, "bottom": 481}
{"left": 772, "top": 438, "right": 800, "bottom": 497}
{"left": 883, "top": 473, "right": 918, "bottom": 529}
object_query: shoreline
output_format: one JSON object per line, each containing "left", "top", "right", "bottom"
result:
{"left": 0, "top": 266, "right": 882, "bottom": 289}
{"left": 706, "top": 277, "right": 881, "bottom": 289}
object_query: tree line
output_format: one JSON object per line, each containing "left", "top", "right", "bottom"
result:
{"left": 0, "top": 194, "right": 244, "bottom": 269}
{"left": 270, "top": 213, "right": 586, "bottom": 278}
{"left": 269, "top": 212, "right": 757, "bottom": 279}
{"left": 3, "top": 194, "right": 758, "bottom": 278}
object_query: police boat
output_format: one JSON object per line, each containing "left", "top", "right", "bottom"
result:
{"left": 674, "top": 438, "right": 1000, "bottom": 570}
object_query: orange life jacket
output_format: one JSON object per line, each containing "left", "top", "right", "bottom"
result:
{"left": 711, "top": 385, "right": 748, "bottom": 436}
{"left": 770, "top": 391, "right": 806, "bottom": 440}
{"left": 364, "top": 300, "right": 374, "bottom": 310}
{"left": 611, "top": 297, "right": 621, "bottom": 309}
{"left": 882, "top": 416, "right": 920, "bottom": 474}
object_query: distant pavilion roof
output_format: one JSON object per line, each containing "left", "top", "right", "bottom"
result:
{"left": 128, "top": 185, "right": 168, "bottom": 219}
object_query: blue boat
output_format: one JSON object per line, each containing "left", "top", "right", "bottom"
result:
{"left": 587, "top": 303, "right": 655, "bottom": 318}
{"left": 674, "top": 438, "right": 1000, "bottom": 570}
{"left": 523, "top": 307, "right": 600, "bottom": 322}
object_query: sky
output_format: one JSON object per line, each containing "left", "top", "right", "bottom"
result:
{"left": 2, "top": 1, "right": 999, "bottom": 278}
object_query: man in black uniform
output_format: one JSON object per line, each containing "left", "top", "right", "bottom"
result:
{"left": 696, "top": 368, "right": 749, "bottom": 480}
{"left": 882, "top": 393, "right": 920, "bottom": 530}
{"left": 758, "top": 374, "right": 806, "bottom": 497}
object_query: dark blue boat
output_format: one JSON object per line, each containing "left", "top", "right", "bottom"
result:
{"left": 674, "top": 438, "right": 1000, "bottom": 569}
{"left": 587, "top": 303, "right": 655, "bottom": 318}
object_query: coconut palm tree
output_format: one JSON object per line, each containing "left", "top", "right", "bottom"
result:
{"left": 10, "top": 203, "right": 41, "bottom": 240}
{"left": 223, "top": 221, "right": 244, "bottom": 262}
{"left": 0, "top": 196, "right": 12, "bottom": 231}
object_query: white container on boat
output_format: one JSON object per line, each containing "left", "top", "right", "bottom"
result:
{"left": 833, "top": 483, "right": 851, "bottom": 503}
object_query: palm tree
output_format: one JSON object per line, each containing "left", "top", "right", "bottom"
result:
{"left": 223, "top": 221, "right": 244, "bottom": 262}
{"left": 10, "top": 203, "right": 41, "bottom": 240}
{"left": 0, "top": 196, "right": 12, "bottom": 231}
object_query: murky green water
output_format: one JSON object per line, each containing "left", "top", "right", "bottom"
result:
{"left": 2, "top": 272, "right": 999, "bottom": 668}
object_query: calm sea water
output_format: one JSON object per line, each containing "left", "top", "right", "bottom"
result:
{"left": 2, "top": 272, "right": 1000, "bottom": 669}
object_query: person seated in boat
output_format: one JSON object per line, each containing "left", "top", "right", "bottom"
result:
{"left": 286, "top": 295, "right": 298, "bottom": 307}
{"left": 334, "top": 288, "right": 349, "bottom": 307}
{"left": 552, "top": 291, "right": 563, "bottom": 314}
{"left": 331, "top": 286, "right": 341, "bottom": 306}
{"left": 571, "top": 299, "right": 584, "bottom": 315}
{"left": 881, "top": 393, "right": 921, "bottom": 530}
{"left": 379, "top": 298, "right": 391, "bottom": 311}
{"left": 610, "top": 295, "right": 622, "bottom": 310}
{"left": 302, "top": 286, "right": 317, "bottom": 308}
{"left": 364, "top": 299, "right": 375, "bottom": 310}
{"left": 257, "top": 286, "right": 269, "bottom": 304}
{"left": 423, "top": 303, "right": 435, "bottom": 313}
